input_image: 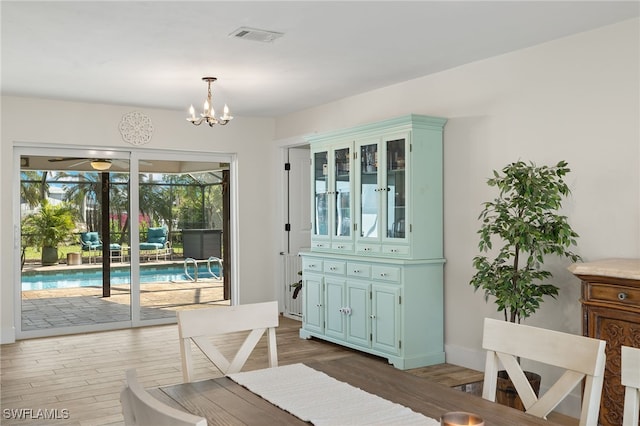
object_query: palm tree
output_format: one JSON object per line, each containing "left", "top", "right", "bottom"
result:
{"left": 20, "top": 170, "right": 49, "bottom": 209}
{"left": 63, "top": 172, "right": 101, "bottom": 231}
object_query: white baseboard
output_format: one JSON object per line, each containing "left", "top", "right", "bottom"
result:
{"left": 1, "top": 325, "right": 16, "bottom": 344}
{"left": 444, "top": 343, "right": 485, "bottom": 371}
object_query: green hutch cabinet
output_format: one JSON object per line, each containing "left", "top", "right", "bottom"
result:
{"left": 299, "top": 114, "right": 447, "bottom": 369}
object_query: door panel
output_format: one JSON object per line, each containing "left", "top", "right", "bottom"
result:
{"left": 302, "top": 274, "right": 323, "bottom": 333}
{"left": 288, "top": 147, "right": 311, "bottom": 252}
{"left": 372, "top": 284, "right": 401, "bottom": 354}
{"left": 325, "top": 278, "right": 346, "bottom": 339}
{"left": 346, "top": 281, "right": 370, "bottom": 347}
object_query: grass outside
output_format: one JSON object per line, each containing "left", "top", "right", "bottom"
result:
{"left": 23, "top": 244, "right": 185, "bottom": 263}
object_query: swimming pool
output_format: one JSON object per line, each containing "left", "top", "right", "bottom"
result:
{"left": 21, "top": 264, "right": 222, "bottom": 291}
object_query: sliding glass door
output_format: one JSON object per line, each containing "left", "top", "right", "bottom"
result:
{"left": 16, "top": 147, "right": 233, "bottom": 338}
{"left": 133, "top": 156, "right": 230, "bottom": 321}
{"left": 19, "top": 151, "right": 132, "bottom": 334}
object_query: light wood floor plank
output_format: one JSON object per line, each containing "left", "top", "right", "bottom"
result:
{"left": 1, "top": 316, "right": 483, "bottom": 425}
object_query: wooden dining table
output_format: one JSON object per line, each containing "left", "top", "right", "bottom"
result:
{"left": 154, "top": 354, "right": 564, "bottom": 425}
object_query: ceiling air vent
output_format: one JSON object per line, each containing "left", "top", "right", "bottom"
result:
{"left": 229, "top": 27, "right": 284, "bottom": 43}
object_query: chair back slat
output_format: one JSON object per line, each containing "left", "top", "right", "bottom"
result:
{"left": 177, "top": 301, "right": 279, "bottom": 382}
{"left": 178, "top": 301, "right": 279, "bottom": 337}
{"left": 483, "top": 318, "right": 606, "bottom": 374}
{"left": 621, "top": 346, "right": 640, "bottom": 426}
{"left": 482, "top": 318, "right": 606, "bottom": 426}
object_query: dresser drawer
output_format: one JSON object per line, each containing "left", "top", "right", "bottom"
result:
{"left": 324, "top": 260, "right": 346, "bottom": 275}
{"left": 303, "top": 258, "right": 323, "bottom": 273}
{"left": 587, "top": 283, "right": 640, "bottom": 308}
{"left": 371, "top": 265, "right": 401, "bottom": 283}
{"left": 311, "top": 240, "right": 330, "bottom": 250}
{"left": 356, "top": 243, "right": 381, "bottom": 255}
{"left": 331, "top": 242, "right": 353, "bottom": 252}
{"left": 382, "top": 245, "right": 410, "bottom": 256}
{"left": 347, "top": 262, "right": 371, "bottom": 279}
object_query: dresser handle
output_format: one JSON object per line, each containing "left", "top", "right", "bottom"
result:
{"left": 618, "top": 292, "right": 628, "bottom": 301}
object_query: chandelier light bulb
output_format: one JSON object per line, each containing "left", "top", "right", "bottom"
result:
{"left": 223, "top": 104, "right": 232, "bottom": 120}
{"left": 187, "top": 76, "right": 233, "bottom": 127}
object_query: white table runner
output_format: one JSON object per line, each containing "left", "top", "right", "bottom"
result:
{"left": 228, "top": 363, "right": 438, "bottom": 425}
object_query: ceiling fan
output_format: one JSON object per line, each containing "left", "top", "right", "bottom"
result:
{"left": 47, "top": 157, "right": 147, "bottom": 170}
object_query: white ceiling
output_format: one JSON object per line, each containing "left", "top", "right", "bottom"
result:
{"left": 2, "top": 1, "right": 638, "bottom": 118}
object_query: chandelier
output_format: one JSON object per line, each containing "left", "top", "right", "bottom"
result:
{"left": 187, "top": 77, "right": 233, "bottom": 126}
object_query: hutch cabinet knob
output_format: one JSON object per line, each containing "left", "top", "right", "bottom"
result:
{"left": 618, "top": 292, "right": 628, "bottom": 300}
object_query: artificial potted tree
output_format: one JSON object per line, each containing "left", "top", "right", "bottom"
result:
{"left": 470, "top": 160, "right": 581, "bottom": 409}
{"left": 22, "top": 199, "right": 78, "bottom": 266}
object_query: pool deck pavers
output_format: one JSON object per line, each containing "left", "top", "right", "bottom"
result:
{"left": 20, "top": 260, "right": 229, "bottom": 331}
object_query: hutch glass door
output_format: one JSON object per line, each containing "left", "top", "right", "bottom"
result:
{"left": 334, "top": 146, "right": 351, "bottom": 238}
{"left": 359, "top": 142, "right": 379, "bottom": 239}
{"left": 313, "top": 150, "right": 329, "bottom": 236}
{"left": 385, "top": 138, "right": 406, "bottom": 240}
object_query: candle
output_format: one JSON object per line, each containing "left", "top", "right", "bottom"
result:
{"left": 440, "top": 411, "right": 484, "bottom": 426}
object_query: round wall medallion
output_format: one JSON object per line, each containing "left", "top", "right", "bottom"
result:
{"left": 119, "top": 111, "right": 154, "bottom": 145}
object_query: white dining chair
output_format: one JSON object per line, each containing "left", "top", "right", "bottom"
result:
{"left": 482, "top": 318, "right": 606, "bottom": 426}
{"left": 622, "top": 345, "right": 640, "bottom": 426}
{"left": 120, "top": 369, "right": 207, "bottom": 426}
{"left": 177, "top": 301, "right": 279, "bottom": 382}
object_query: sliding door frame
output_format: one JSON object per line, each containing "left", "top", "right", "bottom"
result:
{"left": 13, "top": 144, "right": 238, "bottom": 339}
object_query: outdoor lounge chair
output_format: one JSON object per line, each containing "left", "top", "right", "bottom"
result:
{"left": 140, "top": 227, "right": 171, "bottom": 261}
{"left": 80, "top": 232, "right": 122, "bottom": 264}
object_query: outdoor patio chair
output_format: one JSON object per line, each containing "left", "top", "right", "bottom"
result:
{"left": 140, "top": 227, "right": 171, "bottom": 261}
{"left": 177, "top": 301, "right": 279, "bottom": 382}
{"left": 80, "top": 232, "right": 122, "bottom": 264}
{"left": 120, "top": 368, "right": 207, "bottom": 426}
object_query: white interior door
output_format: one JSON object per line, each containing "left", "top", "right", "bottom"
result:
{"left": 283, "top": 146, "right": 310, "bottom": 318}
{"left": 287, "top": 147, "right": 311, "bottom": 254}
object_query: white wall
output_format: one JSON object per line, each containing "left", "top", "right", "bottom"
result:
{"left": 0, "top": 96, "right": 278, "bottom": 343}
{"left": 275, "top": 16, "right": 640, "bottom": 390}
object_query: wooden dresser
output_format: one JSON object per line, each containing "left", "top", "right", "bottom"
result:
{"left": 569, "top": 258, "right": 640, "bottom": 426}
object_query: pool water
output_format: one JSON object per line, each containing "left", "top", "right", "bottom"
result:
{"left": 22, "top": 264, "right": 222, "bottom": 291}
